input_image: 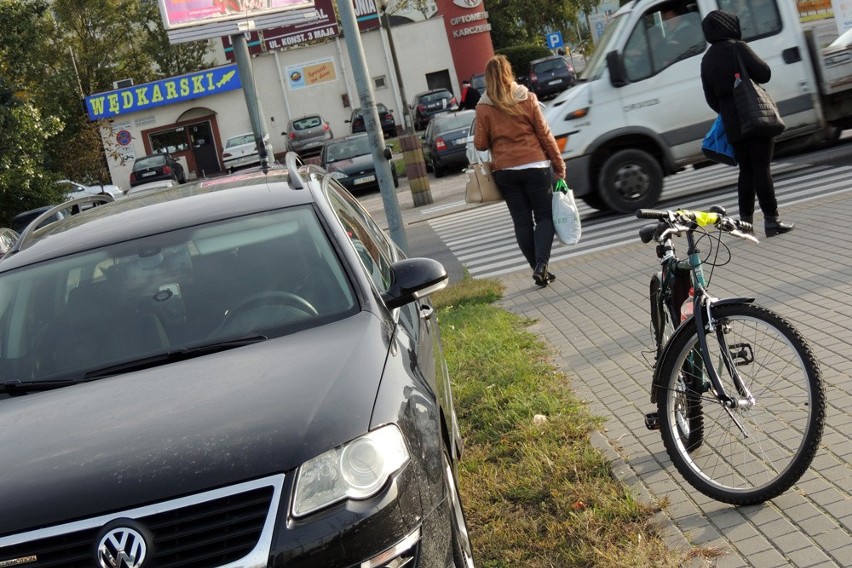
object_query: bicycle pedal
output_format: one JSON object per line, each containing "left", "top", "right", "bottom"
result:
{"left": 644, "top": 412, "right": 660, "bottom": 430}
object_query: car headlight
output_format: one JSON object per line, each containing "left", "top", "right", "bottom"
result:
{"left": 292, "top": 425, "right": 410, "bottom": 517}
{"left": 328, "top": 171, "right": 347, "bottom": 180}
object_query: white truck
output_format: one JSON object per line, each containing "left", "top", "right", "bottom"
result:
{"left": 545, "top": 0, "right": 852, "bottom": 213}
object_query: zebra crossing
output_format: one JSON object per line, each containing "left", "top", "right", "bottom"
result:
{"left": 427, "top": 162, "right": 852, "bottom": 279}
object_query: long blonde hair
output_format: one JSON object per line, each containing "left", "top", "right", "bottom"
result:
{"left": 485, "top": 55, "right": 524, "bottom": 116}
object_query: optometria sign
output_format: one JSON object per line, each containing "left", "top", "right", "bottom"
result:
{"left": 85, "top": 65, "right": 242, "bottom": 121}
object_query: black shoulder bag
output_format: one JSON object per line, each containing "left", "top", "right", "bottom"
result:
{"left": 733, "top": 45, "right": 785, "bottom": 138}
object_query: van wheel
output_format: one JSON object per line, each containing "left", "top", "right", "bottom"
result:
{"left": 581, "top": 192, "right": 607, "bottom": 211}
{"left": 598, "top": 149, "right": 663, "bottom": 213}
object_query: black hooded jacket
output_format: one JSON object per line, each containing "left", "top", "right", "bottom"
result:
{"left": 700, "top": 10, "right": 772, "bottom": 142}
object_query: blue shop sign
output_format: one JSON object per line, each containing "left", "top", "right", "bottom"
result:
{"left": 85, "top": 65, "right": 242, "bottom": 121}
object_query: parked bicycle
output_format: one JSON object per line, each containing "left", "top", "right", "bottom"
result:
{"left": 638, "top": 206, "right": 825, "bottom": 505}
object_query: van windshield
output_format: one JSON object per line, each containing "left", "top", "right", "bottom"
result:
{"left": 580, "top": 13, "right": 630, "bottom": 81}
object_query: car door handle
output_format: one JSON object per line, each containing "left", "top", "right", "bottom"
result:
{"left": 420, "top": 304, "right": 435, "bottom": 321}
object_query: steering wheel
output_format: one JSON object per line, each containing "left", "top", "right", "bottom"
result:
{"left": 219, "top": 291, "right": 318, "bottom": 334}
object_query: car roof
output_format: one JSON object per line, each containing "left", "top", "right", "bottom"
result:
{"left": 530, "top": 55, "right": 567, "bottom": 65}
{"left": 414, "top": 88, "right": 451, "bottom": 99}
{"left": 0, "top": 167, "right": 317, "bottom": 270}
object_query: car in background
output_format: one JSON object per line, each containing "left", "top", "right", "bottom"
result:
{"left": 822, "top": 27, "right": 852, "bottom": 94}
{"left": 0, "top": 161, "right": 473, "bottom": 568}
{"left": 528, "top": 55, "right": 576, "bottom": 100}
{"left": 0, "top": 227, "right": 18, "bottom": 256}
{"left": 285, "top": 115, "right": 333, "bottom": 158}
{"left": 470, "top": 73, "right": 486, "bottom": 95}
{"left": 222, "top": 133, "right": 264, "bottom": 172}
{"left": 10, "top": 206, "right": 69, "bottom": 234}
{"left": 129, "top": 152, "right": 186, "bottom": 187}
{"left": 320, "top": 133, "right": 398, "bottom": 193}
{"left": 347, "top": 104, "right": 398, "bottom": 138}
{"left": 410, "top": 88, "right": 458, "bottom": 130}
{"left": 57, "top": 179, "right": 124, "bottom": 200}
{"left": 421, "top": 110, "right": 477, "bottom": 178}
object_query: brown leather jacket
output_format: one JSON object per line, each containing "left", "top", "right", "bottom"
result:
{"left": 473, "top": 84, "right": 565, "bottom": 178}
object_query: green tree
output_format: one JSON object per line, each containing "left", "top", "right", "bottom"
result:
{"left": 487, "top": 0, "right": 599, "bottom": 50}
{"left": 0, "top": 77, "right": 66, "bottom": 224}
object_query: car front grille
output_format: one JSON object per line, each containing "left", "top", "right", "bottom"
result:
{"left": 0, "top": 476, "right": 283, "bottom": 568}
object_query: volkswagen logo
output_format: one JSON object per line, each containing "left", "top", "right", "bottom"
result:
{"left": 96, "top": 523, "right": 149, "bottom": 568}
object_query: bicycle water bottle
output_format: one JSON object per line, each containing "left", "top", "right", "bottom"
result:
{"left": 681, "top": 288, "right": 694, "bottom": 321}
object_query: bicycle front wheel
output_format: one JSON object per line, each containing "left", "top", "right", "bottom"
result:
{"left": 657, "top": 303, "right": 824, "bottom": 505}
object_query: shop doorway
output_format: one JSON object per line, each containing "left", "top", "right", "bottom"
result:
{"left": 189, "top": 121, "right": 221, "bottom": 177}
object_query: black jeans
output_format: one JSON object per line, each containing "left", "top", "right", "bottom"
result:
{"left": 493, "top": 167, "right": 554, "bottom": 268}
{"left": 732, "top": 137, "right": 778, "bottom": 220}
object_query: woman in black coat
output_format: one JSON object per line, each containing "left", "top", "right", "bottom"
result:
{"left": 700, "top": 10, "right": 794, "bottom": 236}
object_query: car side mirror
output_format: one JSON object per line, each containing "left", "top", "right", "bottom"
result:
{"left": 381, "top": 258, "right": 448, "bottom": 309}
{"left": 383, "top": 146, "right": 393, "bottom": 160}
{"left": 606, "top": 51, "right": 627, "bottom": 87}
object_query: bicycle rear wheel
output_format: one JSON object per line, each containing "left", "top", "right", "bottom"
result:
{"left": 657, "top": 303, "right": 824, "bottom": 505}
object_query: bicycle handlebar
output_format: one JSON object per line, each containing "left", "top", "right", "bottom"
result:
{"left": 636, "top": 208, "right": 753, "bottom": 234}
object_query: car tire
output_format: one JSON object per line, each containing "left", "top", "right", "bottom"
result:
{"left": 597, "top": 149, "right": 663, "bottom": 213}
{"left": 433, "top": 158, "right": 444, "bottom": 178}
{"left": 443, "top": 448, "right": 474, "bottom": 568}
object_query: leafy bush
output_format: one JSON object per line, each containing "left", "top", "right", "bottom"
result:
{"left": 496, "top": 45, "right": 554, "bottom": 80}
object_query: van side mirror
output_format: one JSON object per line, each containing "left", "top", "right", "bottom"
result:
{"left": 606, "top": 51, "right": 627, "bottom": 88}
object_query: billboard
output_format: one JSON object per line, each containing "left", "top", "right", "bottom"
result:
{"left": 159, "top": 0, "right": 317, "bottom": 43}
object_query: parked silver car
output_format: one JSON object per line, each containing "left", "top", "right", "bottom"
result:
{"left": 285, "top": 115, "right": 333, "bottom": 158}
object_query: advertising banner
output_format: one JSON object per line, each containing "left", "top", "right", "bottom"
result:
{"left": 159, "top": 0, "right": 313, "bottom": 30}
{"left": 284, "top": 57, "right": 338, "bottom": 90}
{"left": 85, "top": 65, "right": 242, "bottom": 121}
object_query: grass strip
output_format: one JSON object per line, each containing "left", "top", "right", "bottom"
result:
{"left": 432, "top": 275, "right": 700, "bottom": 567}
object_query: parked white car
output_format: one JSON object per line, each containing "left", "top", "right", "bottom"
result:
{"left": 222, "top": 133, "right": 265, "bottom": 171}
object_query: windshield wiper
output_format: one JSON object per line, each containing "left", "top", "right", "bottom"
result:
{"left": 1, "top": 377, "right": 99, "bottom": 394}
{"left": 84, "top": 335, "right": 268, "bottom": 379}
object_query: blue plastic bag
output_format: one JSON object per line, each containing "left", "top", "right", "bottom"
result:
{"left": 701, "top": 115, "right": 737, "bottom": 166}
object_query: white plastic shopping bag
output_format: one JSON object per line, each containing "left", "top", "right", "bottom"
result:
{"left": 552, "top": 178, "right": 581, "bottom": 245}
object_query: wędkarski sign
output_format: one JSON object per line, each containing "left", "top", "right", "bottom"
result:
{"left": 85, "top": 65, "right": 242, "bottom": 121}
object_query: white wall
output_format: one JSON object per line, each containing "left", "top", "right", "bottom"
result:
{"left": 103, "top": 17, "right": 457, "bottom": 190}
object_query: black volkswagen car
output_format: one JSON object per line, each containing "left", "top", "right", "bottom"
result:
{"left": 320, "top": 133, "right": 398, "bottom": 193}
{"left": 0, "top": 155, "right": 473, "bottom": 568}
{"left": 410, "top": 89, "right": 459, "bottom": 130}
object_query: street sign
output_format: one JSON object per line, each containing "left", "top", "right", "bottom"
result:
{"left": 546, "top": 31, "right": 564, "bottom": 49}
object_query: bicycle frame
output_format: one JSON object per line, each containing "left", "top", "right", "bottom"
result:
{"left": 652, "top": 224, "right": 757, "bottom": 410}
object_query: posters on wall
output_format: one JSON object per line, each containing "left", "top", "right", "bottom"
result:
{"left": 285, "top": 57, "right": 338, "bottom": 90}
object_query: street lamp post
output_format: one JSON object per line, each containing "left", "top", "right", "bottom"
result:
{"left": 379, "top": 2, "right": 433, "bottom": 207}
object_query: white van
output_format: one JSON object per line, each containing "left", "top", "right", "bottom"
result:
{"left": 545, "top": 0, "right": 852, "bottom": 213}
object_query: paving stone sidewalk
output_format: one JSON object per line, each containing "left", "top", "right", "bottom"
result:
{"left": 363, "top": 173, "right": 852, "bottom": 567}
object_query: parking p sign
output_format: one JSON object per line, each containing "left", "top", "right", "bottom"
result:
{"left": 546, "top": 31, "right": 564, "bottom": 50}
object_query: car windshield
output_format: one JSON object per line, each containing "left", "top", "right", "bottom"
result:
{"left": 433, "top": 112, "right": 476, "bottom": 133}
{"left": 534, "top": 59, "right": 567, "bottom": 73}
{"left": 325, "top": 137, "right": 371, "bottom": 162}
{"left": 293, "top": 117, "right": 322, "bottom": 130}
{"left": 226, "top": 134, "right": 255, "bottom": 148}
{"left": 0, "top": 206, "right": 357, "bottom": 383}
{"left": 134, "top": 156, "right": 166, "bottom": 170}
{"left": 421, "top": 91, "right": 450, "bottom": 103}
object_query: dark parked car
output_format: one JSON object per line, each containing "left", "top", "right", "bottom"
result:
{"left": 410, "top": 88, "right": 458, "bottom": 130}
{"left": 528, "top": 55, "right": 576, "bottom": 100}
{"left": 320, "top": 133, "right": 398, "bottom": 193}
{"left": 421, "top": 110, "right": 477, "bottom": 178}
{"left": 0, "top": 157, "right": 473, "bottom": 568}
{"left": 129, "top": 152, "right": 186, "bottom": 187}
{"left": 10, "top": 206, "right": 68, "bottom": 234}
{"left": 285, "top": 114, "right": 333, "bottom": 157}
{"left": 347, "top": 104, "right": 398, "bottom": 138}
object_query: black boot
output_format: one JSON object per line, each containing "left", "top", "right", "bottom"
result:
{"left": 764, "top": 217, "right": 795, "bottom": 237}
{"left": 533, "top": 262, "right": 550, "bottom": 287}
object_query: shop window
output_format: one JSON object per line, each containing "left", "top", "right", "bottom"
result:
{"left": 149, "top": 127, "right": 190, "bottom": 155}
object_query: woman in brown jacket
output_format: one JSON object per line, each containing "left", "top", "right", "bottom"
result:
{"left": 474, "top": 55, "right": 566, "bottom": 286}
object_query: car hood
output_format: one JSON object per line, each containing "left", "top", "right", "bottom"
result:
{"left": 326, "top": 154, "right": 374, "bottom": 175}
{"left": 0, "top": 312, "right": 390, "bottom": 535}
